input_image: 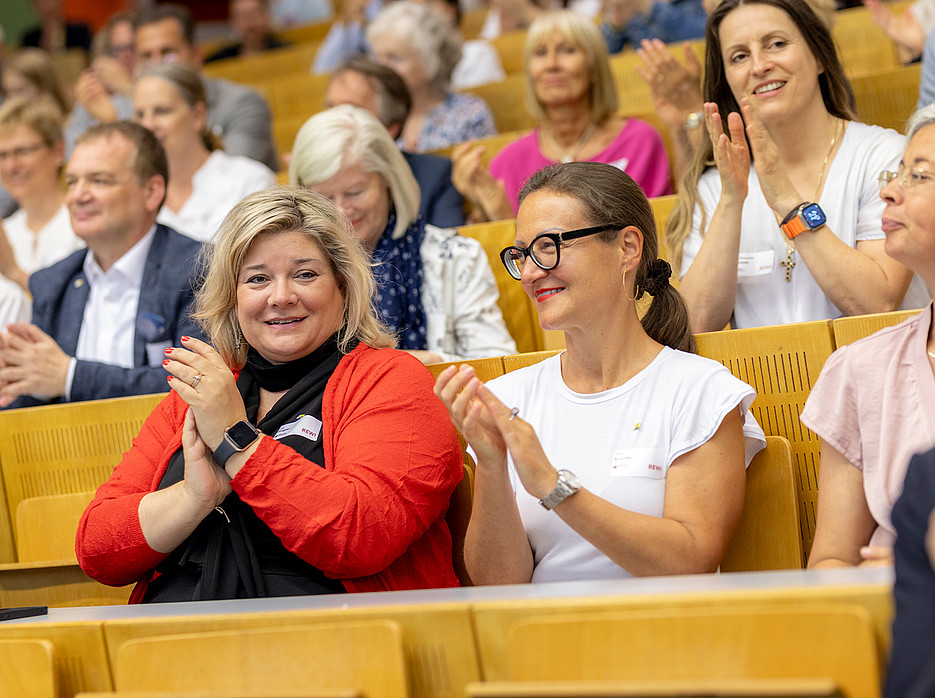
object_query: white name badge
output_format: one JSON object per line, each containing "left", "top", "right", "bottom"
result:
{"left": 737, "top": 250, "right": 775, "bottom": 277}
{"left": 611, "top": 448, "right": 668, "bottom": 479}
{"left": 274, "top": 414, "right": 323, "bottom": 442}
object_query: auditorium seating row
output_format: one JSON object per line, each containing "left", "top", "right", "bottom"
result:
{"left": 0, "top": 308, "right": 916, "bottom": 600}
{"left": 0, "top": 571, "right": 892, "bottom": 698}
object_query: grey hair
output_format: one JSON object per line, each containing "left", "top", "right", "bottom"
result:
{"left": 366, "top": 1, "right": 463, "bottom": 91}
{"left": 906, "top": 103, "right": 935, "bottom": 140}
{"left": 289, "top": 105, "right": 420, "bottom": 240}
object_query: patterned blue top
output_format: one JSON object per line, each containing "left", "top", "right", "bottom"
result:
{"left": 409, "top": 92, "right": 498, "bottom": 152}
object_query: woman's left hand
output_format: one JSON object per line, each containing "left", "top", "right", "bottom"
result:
{"left": 164, "top": 335, "right": 247, "bottom": 451}
{"left": 471, "top": 382, "right": 561, "bottom": 501}
{"left": 740, "top": 99, "right": 803, "bottom": 217}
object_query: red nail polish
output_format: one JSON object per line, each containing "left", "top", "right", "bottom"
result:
{"left": 181, "top": 336, "right": 191, "bottom": 342}
{"left": 164, "top": 347, "right": 172, "bottom": 354}
{"left": 163, "top": 359, "right": 170, "bottom": 366}
{"left": 167, "top": 376, "right": 173, "bottom": 382}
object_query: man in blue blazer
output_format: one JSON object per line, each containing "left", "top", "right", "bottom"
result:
{"left": 326, "top": 57, "right": 466, "bottom": 228}
{"left": 0, "top": 121, "right": 203, "bottom": 409}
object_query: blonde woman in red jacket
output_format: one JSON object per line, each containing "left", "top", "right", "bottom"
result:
{"left": 76, "top": 187, "right": 462, "bottom": 601}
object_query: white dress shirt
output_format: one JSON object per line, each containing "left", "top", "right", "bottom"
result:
{"left": 66, "top": 226, "right": 157, "bottom": 399}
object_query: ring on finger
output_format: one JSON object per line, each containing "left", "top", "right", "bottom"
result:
{"left": 509, "top": 406, "right": 520, "bottom": 421}
{"left": 191, "top": 373, "right": 203, "bottom": 390}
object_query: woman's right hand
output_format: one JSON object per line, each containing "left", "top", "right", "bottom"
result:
{"left": 180, "top": 408, "right": 232, "bottom": 511}
{"left": 705, "top": 102, "right": 750, "bottom": 202}
{"left": 434, "top": 364, "right": 507, "bottom": 466}
{"left": 636, "top": 40, "right": 704, "bottom": 130}
{"left": 451, "top": 143, "right": 511, "bottom": 222}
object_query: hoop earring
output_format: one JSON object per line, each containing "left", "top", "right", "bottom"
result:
{"left": 234, "top": 325, "right": 244, "bottom": 350}
{"left": 624, "top": 267, "right": 639, "bottom": 303}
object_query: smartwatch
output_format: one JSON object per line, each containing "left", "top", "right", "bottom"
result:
{"left": 539, "top": 469, "right": 582, "bottom": 510}
{"left": 780, "top": 202, "right": 826, "bottom": 239}
{"left": 213, "top": 420, "right": 261, "bottom": 467}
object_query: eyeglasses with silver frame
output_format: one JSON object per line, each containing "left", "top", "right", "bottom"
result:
{"left": 878, "top": 164, "right": 935, "bottom": 191}
{"left": 500, "top": 224, "right": 620, "bottom": 281}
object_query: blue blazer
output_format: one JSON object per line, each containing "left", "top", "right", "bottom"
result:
{"left": 404, "top": 152, "right": 466, "bottom": 229}
{"left": 886, "top": 446, "right": 935, "bottom": 698}
{"left": 13, "top": 224, "right": 205, "bottom": 407}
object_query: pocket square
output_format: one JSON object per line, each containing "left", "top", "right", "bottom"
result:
{"left": 137, "top": 310, "right": 168, "bottom": 343}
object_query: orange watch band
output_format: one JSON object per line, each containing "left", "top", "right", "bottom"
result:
{"left": 782, "top": 215, "right": 810, "bottom": 239}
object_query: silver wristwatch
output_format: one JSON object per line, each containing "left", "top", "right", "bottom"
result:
{"left": 539, "top": 469, "right": 581, "bottom": 510}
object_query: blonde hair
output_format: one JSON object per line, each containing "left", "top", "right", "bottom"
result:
{"left": 523, "top": 10, "right": 618, "bottom": 125}
{"left": 193, "top": 186, "right": 396, "bottom": 367}
{"left": 289, "top": 105, "right": 420, "bottom": 240}
{"left": 0, "top": 96, "right": 64, "bottom": 147}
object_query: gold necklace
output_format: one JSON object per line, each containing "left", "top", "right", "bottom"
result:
{"left": 780, "top": 118, "right": 842, "bottom": 283}
{"left": 543, "top": 122, "right": 597, "bottom": 163}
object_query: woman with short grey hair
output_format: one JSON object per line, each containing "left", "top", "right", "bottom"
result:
{"left": 291, "top": 104, "right": 515, "bottom": 363}
{"left": 367, "top": 1, "right": 497, "bottom": 151}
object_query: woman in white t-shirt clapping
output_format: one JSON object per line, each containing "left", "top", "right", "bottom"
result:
{"left": 435, "top": 162, "right": 765, "bottom": 584}
{"left": 667, "top": 0, "right": 925, "bottom": 332}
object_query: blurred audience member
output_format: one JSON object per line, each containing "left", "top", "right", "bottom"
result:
{"left": 865, "top": 0, "right": 931, "bottom": 63}
{"left": 368, "top": 2, "right": 497, "bottom": 151}
{"left": 66, "top": 12, "right": 136, "bottom": 155}
{"left": 20, "top": 0, "right": 92, "bottom": 53}
{"left": 312, "top": 0, "right": 383, "bottom": 74}
{"left": 325, "top": 57, "right": 465, "bottom": 227}
{"left": 1, "top": 48, "right": 70, "bottom": 116}
{"left": 0, "top": 98, "right": 82, "bottom": 291}
{"left": 135, "top": 4, "right": 279, "bottom": 171}
{"left": 134, "top": 64, "right": 276, "bottom": 241}
{"left": 271, "top": 0, "right": 335, "bottom": 25}
{"left": 205, "top": 0, "right": 292, "bottom": 64}
{"left": 601, "top": 0, "right": 707, "bottom": 54}
{"left": 479, "top": 0, "right": 601, "bottom": 39}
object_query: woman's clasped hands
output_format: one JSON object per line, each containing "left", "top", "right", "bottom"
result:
{"left": 163, "top": 335, "right": 251, "bottom": 491}
{"left": 434, "top": 364, "right": 559, "bottom": 500}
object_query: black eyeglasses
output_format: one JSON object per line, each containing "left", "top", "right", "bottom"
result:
{"left": 500, "top": 224, "right": 619, "bottom": 280}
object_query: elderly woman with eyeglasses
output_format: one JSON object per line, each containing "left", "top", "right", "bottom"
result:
{"left": 435, "top": 162, "right": 765, "bottom": 585}
{"left": 803, "top": 104, "right": 935, "bottom": 572}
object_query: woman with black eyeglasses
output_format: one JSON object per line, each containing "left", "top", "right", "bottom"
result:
{"left": 435, "top": 162, "right": 765, "bottom": 585}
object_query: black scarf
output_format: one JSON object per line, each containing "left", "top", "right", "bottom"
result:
{"left": 144, "top": 335, "right": 355, "bottom": 602}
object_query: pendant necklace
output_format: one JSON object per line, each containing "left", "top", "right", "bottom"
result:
{"left": 543, "top": 122, "right": 597, "bottom": 164}
{"left": 780, "top": 119, "right": 841, "bottom": 282}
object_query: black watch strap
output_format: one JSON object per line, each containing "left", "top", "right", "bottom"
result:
{"left": 213, "top": 420, "right": 261, "bottom": 467}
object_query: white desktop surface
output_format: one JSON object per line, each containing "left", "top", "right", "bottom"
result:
{"left": 4, "top": 566, "right": 893, "bottom": 625}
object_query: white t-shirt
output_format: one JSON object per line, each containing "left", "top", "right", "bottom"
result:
{"left": 451, "top": 40, "right": 506, "bottom": 89}
{"left": 0, "top": 274, "right": 30, "bottom": 326}
{"left": 157, "top": 150, "right": 276, "bottom": 242}
{"left": 3, "top": 204, "right": 83, "bottom": 273}
{"left": 482, "top": 348, "right": 765, "bottom": 583}
{"left": 683, "top": 121, "right": 930, "bottom": 328}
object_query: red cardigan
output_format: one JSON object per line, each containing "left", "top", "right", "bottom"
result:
{"left": 76, "top": 344, "right": 463, "bottom": 598}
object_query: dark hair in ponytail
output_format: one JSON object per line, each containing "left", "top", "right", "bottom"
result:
{"left": 518, "top": 162, "right": 696, "bottom": 353}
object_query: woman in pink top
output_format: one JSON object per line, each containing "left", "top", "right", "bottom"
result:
{"left": 802, "top": 104, "right": 935, "bottom": 569}
{"left": 451, "top": 10, "right": 671, "bottom": 222}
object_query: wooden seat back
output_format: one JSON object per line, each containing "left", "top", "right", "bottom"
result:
{"left": 0, "top": 393, "right": 164, "bottom": 563}
{"left": 502, "top": 603, "right": 879, "bottom": 698}
{"left": 695, "top": 320, "right": 836, "bottom": 563}
{"left": 114, "top": 621, "right": 409, "bottom": 698}
{"left": 15, "top": 491, "right": 96, "bottom": 563}
{"left": 721, "top": 436, "right": 804, "bottom": 572}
